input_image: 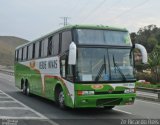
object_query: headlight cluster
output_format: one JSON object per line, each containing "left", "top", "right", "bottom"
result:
{"left": 77, "top": 91, "right": 94, "bottom": 96}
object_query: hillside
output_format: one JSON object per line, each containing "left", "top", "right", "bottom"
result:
{"left": 0, "top": 36, "right": 29, "bottom": 66}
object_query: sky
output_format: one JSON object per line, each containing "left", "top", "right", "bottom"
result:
{"left": 0, "top": 0, "right": 160, "bottom": 41}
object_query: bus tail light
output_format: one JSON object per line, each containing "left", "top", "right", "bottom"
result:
{"left": 77, "top": 91, "right": 94, "bottom": 96}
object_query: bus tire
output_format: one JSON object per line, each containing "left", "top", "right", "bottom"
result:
{"left": 56, "top": 87, "right": 66, "bottom": 109}
{"left": 25, "top": 81, "right": 30, "bottom": 96}
{"left": 104, "top": 106, "right": 115, "bottom": 110}
{"left": 22, "top": 83, "right": 26, "bottom": 95}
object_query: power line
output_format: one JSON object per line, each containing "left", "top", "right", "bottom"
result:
{"left": 107, "top": 0, "right": 150, "bottom": 21}
{"left": 81, "top": 0, "right": 106, "bottom": 23}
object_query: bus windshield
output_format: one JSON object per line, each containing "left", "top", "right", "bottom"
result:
{"left": 76, "top": 48, "right": 135, "bottom": 82}
{"left": 76, "top": 29, "right": 132, "bottom": 46}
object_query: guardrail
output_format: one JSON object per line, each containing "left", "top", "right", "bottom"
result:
{"left": 0, "top": 69, "right": 14, "bottom": 76}
{"left": 136, "top": 87, "right": 160, "bottom": 102}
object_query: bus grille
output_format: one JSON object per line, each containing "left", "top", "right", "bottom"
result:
{"left": 96, "top": 98, "right": 122, "bottom": 106}
{"left": 95, "top": 91, "right": 124, "bottom": 95}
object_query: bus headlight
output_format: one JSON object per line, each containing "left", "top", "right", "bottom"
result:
{"left": 124, "top": 88, "right": 135, "bottom": 93}
{"left": 77, "top": 91, "right": 94, "bottom": 96}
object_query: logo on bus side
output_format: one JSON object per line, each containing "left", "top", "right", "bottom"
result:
{"left": 91, "top": 84, "right": 104, "bottom": 89}
{"left": 39, "top": 60, "right": 58, "bottom": 69}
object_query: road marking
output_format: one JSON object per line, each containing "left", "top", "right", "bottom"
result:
{"left": 113, "top": 108, "right": 132, "bottom": 115}
{"left": 136, "top": 99, "right": 160, "bottom": 106}
{"left": 0, "top": 90, "right": 59, "bottom": 125}
{"left": 0, "top": 101, "right": 16, "bottom": 103}
{"left": 0, "top": 96, "right": 10, "bottom": 98}
{"left": 0, "top": 107, "right": 29, "bottom": 110}
{"left": 0, "top": 90, "right": 46, "bottom": 118}
{"left": 0, "top": 116, "right": 47, "bottom": 120}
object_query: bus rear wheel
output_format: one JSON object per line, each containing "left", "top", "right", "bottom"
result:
{"left": 26, "top": 83, "right": 30, "bottom": 96}
{"left": 22, "top": 83, "right": 26, "bottom": 95}
{"left": 22, "top": 81, "right": 30, "bottom": 96}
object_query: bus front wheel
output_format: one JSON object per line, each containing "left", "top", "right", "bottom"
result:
{"left": 55, "top": 87, "right": 66, "bottom": 109}
{"left": 58, "top": 91, "right": 65, "bottom": 108}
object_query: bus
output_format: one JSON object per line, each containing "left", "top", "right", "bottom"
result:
{"left": 15, "top": 25, "right": 147, "bottom": 109}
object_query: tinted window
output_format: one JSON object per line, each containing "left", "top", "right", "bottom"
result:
{"left": 52, "top": 34, "right": 59, "bottom": 55}
{"left": 21, "top": 48, "right": 23, "bottom": 61}
{"left": 39, "top": 41, "right": 42, "bottom": 57}
{"left": 48, "top": 37, "right": 52, "bottom": 56}
{"left": 77, "top": 29, "right": 132, "bottom": 46}
{"left": 15, "top": 50, "right": 18, "bottom": 62}
{"left": 32, "top": 43, "right": 35, "bottom": 58}
{"left": 35, "top": 42, "right": 40, "bottom": 58}
{"left": 28, "top": 44, "right": 33, "bottom": 60}
{"left": 18, "top": 48, "right": 22, "bottom": 61}
{"left": 61, "top": 31, "right": 72, "bottom": 53}
{"left": 41, "top": 39, "right": 48, "bottom": 57}
{"left": 23, "top": 47, "right": 27, "bottom": 60}
{"left": 26, "top": 46, "right": 29, "bottom": 60}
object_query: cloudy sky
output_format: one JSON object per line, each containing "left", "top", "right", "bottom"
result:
{"left": 0, "top": 0, "right": 160, "bottom": 40}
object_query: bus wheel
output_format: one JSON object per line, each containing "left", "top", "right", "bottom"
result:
{"left": 26, "top": 83, "right": 30, "bottom": 96}
{"left": 22, "top": 83, "right": 26, "bottom": 95}
{"left": 58, "top": 89, "right": 66, "bottom": 109}
{"left": 104, "top": 106, "right": 115, "bottom": 110}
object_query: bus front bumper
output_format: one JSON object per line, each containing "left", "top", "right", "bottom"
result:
{"left": 74, "top": 93, "right": 136, "bottom": 108}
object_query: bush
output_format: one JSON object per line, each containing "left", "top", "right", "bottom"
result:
{"left": 136, "top": 82, "right": 160, "bottom": 89}
{"left": 136, "top": 72, "right": 156, "bottom": 84}
{"left": 136, "top": 82, "right": 158, "bottom": 89}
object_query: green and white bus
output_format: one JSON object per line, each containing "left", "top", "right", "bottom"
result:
{"left": 15, "top": 25, "right": 147, "bottom": 109}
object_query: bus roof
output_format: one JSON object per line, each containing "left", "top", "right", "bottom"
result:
{"left": 16, "top": 25, "right": 128, "bottom": 50}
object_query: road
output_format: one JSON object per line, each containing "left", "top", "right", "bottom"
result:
{"left": 0, "top": 72, "right": 160, "bottom": 125}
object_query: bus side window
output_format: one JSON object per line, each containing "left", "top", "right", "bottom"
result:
{"left": 35, "top": 42, "right": 39, "bottom": 59}
{"left": 15, "top": 50, "right": 18, "bottom": 62}
{"left": 61, "top": 31, "right": 72, "bottom": 54}
{"left": 23, "top": 46, "right": 27, "bottom": 61}
{"left": 48, "top": 36, "right": 52, "bottom": 56}
{"left": 52, "top": 34, "right": 59, "bottom": 56}
{"left": 41, "top": 39, "right": 48, "bottom": 57}
{"left": 39, "top": 41, "right": 42, "bottom": 58}
{"left": 21, "top": 48, "right": 23, "bottom": 61}
{"left": 60, "top": 54, "right": 73, "bottom": 81}
{"left": 26, "top": 46, "right": 29, "bottom": 60}
{"left": 66, "top": 56, "right": 73, "bottom": 81}
{"left": 32, "top": 43, "right": 35, "bottom": 59}
{"left": 28, "top": 44, "right": 33, "bottom": 60}
{"left": 18, "top": 48, "right": 22, "bottom": 62}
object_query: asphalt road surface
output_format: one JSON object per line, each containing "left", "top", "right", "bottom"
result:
{"left": 0, "top": 73, "right": 160, "bottom": 125}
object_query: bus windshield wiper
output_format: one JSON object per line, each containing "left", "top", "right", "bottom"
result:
{"left": 95, "top": 56, "right": 107, "bottom": 81}
{"left": 112, "top": 55, "right": 126, "bottom": 81}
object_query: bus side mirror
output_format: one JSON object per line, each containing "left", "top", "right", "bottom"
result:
{"left": 134, "top": 44, "right": 148, "bottom": 64}
{"left": 68, "top": 42, "right": 77, "bottom": 65}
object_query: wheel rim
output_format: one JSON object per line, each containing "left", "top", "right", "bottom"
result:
{"left": 58, "top": 91, "right": 64, "bottom": 107}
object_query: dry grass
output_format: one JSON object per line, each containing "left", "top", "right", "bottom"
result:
{"left": 0, "top": 36, "right": 28, "bottom": 66}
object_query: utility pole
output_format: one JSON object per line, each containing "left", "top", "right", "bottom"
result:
{"left": 60, "top": 17, "right": 70, "bottom": 26}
